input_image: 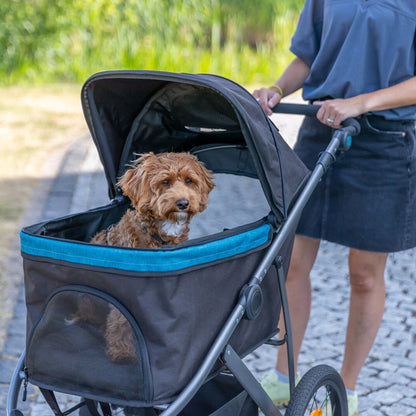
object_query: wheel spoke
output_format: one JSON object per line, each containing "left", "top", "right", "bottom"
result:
{"left": 285, "top": 365, "right": 348, "bottom": 416}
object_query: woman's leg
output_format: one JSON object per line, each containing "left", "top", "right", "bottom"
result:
{"left": 340, "top": 249, "right": 388, "bottom": 390}
{"left": 276, "top": 235, "right": 321, "bottom": 375}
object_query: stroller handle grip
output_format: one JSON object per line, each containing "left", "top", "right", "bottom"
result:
{"left": 272, "top": 102, "right": 320, "bottom": 117}
{"left": 272, "top": 103, "right": 361, "bottom": 138}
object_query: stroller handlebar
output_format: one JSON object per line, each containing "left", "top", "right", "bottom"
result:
{"left": 272, "top": 103, "right": 361, "bottom": 138}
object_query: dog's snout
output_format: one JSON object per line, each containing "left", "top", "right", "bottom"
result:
{"left": 176, "top": 198, "right": 189, "bottom": 211}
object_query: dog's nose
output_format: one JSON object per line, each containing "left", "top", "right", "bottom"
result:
{"left": 176, "top": 198, "right": 189, "bottom": 211}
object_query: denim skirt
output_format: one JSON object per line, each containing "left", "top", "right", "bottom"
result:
{"left": 294, "top": 115, "right": 416, "bottom": 252}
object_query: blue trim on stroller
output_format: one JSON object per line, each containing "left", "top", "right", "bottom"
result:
{"left": 20, "top": 224, "right": 271, "bottom": 272}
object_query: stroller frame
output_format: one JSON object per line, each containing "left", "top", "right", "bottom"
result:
{"left": 7, "top": 73, "right": 360, "bottom": 416}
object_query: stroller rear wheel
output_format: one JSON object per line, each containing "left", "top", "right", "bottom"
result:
{"left": 285, "top": 364, "right": 347, "bottom": 416}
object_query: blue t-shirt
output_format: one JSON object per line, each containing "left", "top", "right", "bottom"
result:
{"left": 290, "top": 0, "right": 416, "bottom": 120}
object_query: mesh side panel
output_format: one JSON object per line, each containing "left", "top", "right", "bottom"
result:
{"left": 26, "top": 289, "right": 152, "bottom": 404}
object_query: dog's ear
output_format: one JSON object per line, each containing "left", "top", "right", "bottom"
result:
{"left": 117, "top": 153, "right": 155, "bottom": 207}
{"left": 195, "top": 159, "right": 215, "bottom": 212}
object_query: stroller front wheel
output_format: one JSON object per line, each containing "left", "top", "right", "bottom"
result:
{"left": 285, "top": 364, "right": 347, "bottom": 416}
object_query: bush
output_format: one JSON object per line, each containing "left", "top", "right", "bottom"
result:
{"left": 0, "top": 0, "right": 303, "bottom": 85}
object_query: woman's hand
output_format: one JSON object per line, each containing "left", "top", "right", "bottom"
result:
{"left": 252, "top": 57, "right": 311, "bottom": 116}
{"left": 253, "top": 86, "right": 282, "bottom": 116}
{"left": 316, "top": 77, "right": 416, "bottom": 128}
{"left": 314, "top": 97, "right": 365, "bottom": 128}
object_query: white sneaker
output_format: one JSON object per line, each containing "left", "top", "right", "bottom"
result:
{"left": 259, "top": 370, "right": 300, "bottom": 406}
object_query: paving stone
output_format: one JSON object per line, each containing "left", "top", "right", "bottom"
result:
{"left": 381, "top": 403, "right": 415, "bottom": 416}
{"left": 0, "top": 384, "right": 11, "bottom": 412}
{"left": 367, "top": 388, "right": 404, "bottom": 405}
{"left": 1, "top": 335, "right": 25, "bottom": 359}
{"left": 0, "top": 356, "right": 20, "bottom": 384}
{"left": 397, "top": 367, "right": 416, "bottom": 381}
{"left": 357, "top": 409, "right": 383, "bottom": 416}
{"left": 367, "top": 360, "right": 398, "bottom": 372}
{"left": 401, "top": 397, "right": 416, "bottom": 409}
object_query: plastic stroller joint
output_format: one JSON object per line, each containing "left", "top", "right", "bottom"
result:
{"left": 240, "top": 284, "right": 263, "bottom": 320}
{"left": 316, "top": 127, "right": 354, "bottom": 173}
{"left": 317, "top": 150, "right": 337, "bottom": 173}
{"left": 333, "top": 129, "right": 352, "bottom": 151}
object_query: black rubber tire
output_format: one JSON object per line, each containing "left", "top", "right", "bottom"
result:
{"left": 285, "top": 364, "right": 348, "bottom": 416}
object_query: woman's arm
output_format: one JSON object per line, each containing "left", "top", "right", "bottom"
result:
{"left": 316, "top": 77, "right": 416, "bottom": 128}
{"left": 253, "top": 57, "right": 311, "bottom": 116}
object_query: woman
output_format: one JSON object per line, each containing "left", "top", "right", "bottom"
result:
{"left": 253, "top": 1, "right": 416, "bottom": 415}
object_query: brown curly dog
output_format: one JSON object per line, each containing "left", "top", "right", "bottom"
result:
{"left": 90, "top": 152, "right": 215, "bottom": 363}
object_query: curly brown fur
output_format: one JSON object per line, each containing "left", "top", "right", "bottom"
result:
{"left": 87, "top": 152, "right": 215, "bottom": 363}
{"left": 104, "top": 305, "right": 137, "bottom": 363}
{"left": 65, "top": 293, "right": 110, "bottom": 329}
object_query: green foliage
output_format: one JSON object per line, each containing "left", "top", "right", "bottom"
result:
{"left": 0, "top": 0, "right": 303, "bottom": 85}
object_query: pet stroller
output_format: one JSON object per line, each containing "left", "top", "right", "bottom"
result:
{"left": 7, "top": 71, "right": 360, "bottom": 416}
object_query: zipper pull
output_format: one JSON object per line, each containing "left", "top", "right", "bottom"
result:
{"left": 22, "top": 367, "right": 28, "bottom": 401}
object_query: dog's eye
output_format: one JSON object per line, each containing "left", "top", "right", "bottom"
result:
{"left": 185, "top": 178, "right": 193, "bottom": 185}
{"left": 161, "top": 180, "right": 170, "bottom": 186}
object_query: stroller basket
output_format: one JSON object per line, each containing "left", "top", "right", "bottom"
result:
{"left": 21, "top": 217, "right": 293, "bottom": 406}
{"left": 19, "top": 71, "right": 310, "bottom": 409}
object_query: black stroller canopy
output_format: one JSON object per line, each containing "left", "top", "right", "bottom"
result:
{"left": 81, "top": 70, "right": 309, "bottom": 221}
